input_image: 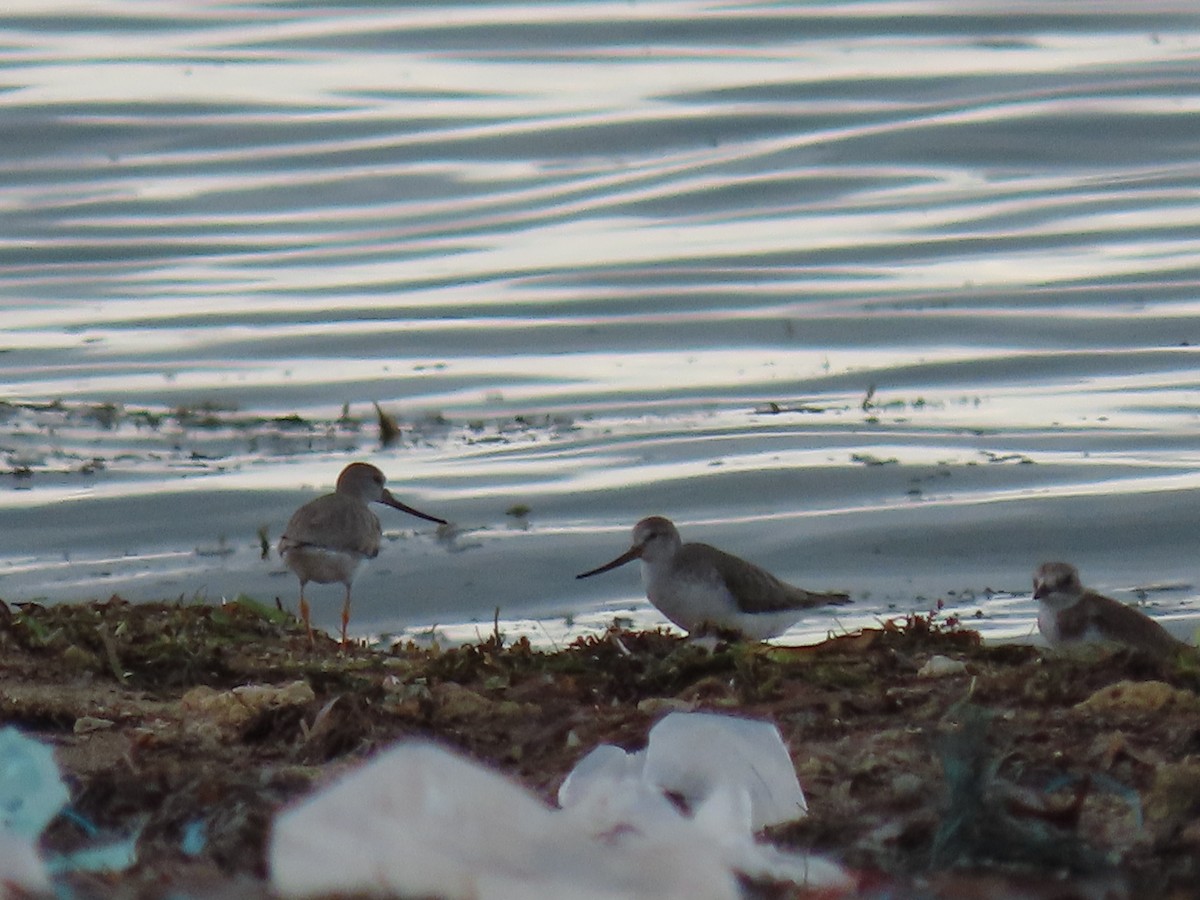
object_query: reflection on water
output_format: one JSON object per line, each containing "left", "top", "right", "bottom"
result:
{"left": 2, "top": 1, "right": 1200, "bottom": 644}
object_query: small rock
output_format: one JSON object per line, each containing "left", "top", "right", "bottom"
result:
{"left": 918, "top": 655, "right": 967, "bottom": 678}
{"left": 383, "top": 681, "right": 432, "bottom": 717}
{"left": 432, "top": 683, "right": 535, "bottom": 720}
{"left": 1145, "top": 760, "right": 1200, "bottom": 836}
{"left": 62, "top": 644, "right": 101, "bottom": 671}
{"left": 432, "top": 683, "right": 495, "bottom": 719}
{"left": 636, "top": 697, "right": 696, "bottom": 716}
{"left": 182, "top": 680, "right": 315, "bottom": 729}
{"left": 1075, "top": 680, "right": 1200, "bottom": 715}
{"left": 890, "top": 772, "right": 925, "bottom": 803}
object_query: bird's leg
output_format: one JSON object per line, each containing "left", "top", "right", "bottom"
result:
{"left": 340, "top": 585, "right": 352, "bottom": 648}
{"left": 299, "top": 588, "right": 314, "bottom": 646}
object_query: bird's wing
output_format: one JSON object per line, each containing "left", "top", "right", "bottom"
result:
{"left": 280, "top": 495, "right": 382, "bottom": 558}
{"left": 1081, "top": 592, "right": 1187, "bottom": 655}
{"left": 680, "top": 543, "right": 850, "bottom": 614}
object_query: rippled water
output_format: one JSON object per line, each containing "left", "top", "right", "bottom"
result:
{"left": 3, "top": 1, "right": 1200, "bottom": 646}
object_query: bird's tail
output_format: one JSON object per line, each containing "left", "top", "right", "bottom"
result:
{"left": 800, "top": 589, "right": 851, "bottom": 607}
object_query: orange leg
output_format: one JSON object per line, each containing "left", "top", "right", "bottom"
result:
{"left": 299, "top": 587, "right": 314, "bottom": 646}
{"left": 340, "top": 584, "right": 352, "bottom": 648}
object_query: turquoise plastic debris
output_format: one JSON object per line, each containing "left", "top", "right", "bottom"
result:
{"left": 181, "top": 819, "right": 207, "bottom": 857}
{"left": 47, "top": 829, "right": 140, "bottom": 875}
{"left": 0, "top": 726, "right": 141, "bottom": 877}
{"left": 0, "top": 726, "right": 69, "bottom": 838}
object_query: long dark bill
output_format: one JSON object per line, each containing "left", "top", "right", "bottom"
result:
{"left": 576, "top": 546, "right": 641, "bottom": 579}
{"left": 382, "top": 491, "right": 448, "bottom": 525}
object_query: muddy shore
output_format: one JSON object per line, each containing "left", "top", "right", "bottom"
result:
{"left": 2, "top": 597, "right": 1198, "bottom": 898}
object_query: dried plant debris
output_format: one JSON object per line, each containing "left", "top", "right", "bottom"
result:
{"left": 372, "top": 402, "right": 401, "bottom": 448}
{"left": 0, "top": 399, "right": 579, "bottom": 480}
{"left": 0, "top": 599, "right": 1197, "bottom": 897}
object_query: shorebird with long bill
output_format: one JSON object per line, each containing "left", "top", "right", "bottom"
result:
{"left": 576, "top": 516, "right": 850, "bottom": 640}
{"left": 1032, "top": 561, "right": 1191, "bottom": 658}
{"left": 279, "top": 462, "right": 446, "bottom": 645}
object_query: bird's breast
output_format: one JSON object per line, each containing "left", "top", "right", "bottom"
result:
{"left": 643, "top": 562, "right": 738, "bottom": 631}
{"left": 281, "top": 544, "right": 368, "bottom": 586}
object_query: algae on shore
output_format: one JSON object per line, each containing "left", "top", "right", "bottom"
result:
{"left": 2, "top": 597, "right": 1198, "bottom": 898}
